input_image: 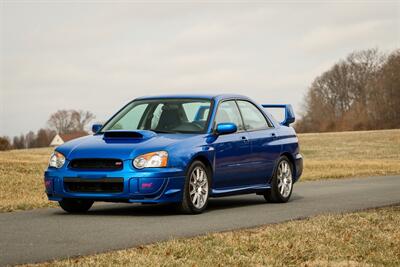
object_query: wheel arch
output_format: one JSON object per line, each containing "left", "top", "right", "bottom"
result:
{"left": 186, "top": 154, "right": 214, "bottom": 177}
{"left": 267, "top": 151, "right": 296, "bottom": 185}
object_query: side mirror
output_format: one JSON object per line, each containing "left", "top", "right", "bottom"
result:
{"left": 215, "top": 123, "right": 237, "bottom": 135}
{"left": 92, "top": 124, "right": 103, "bottom": 134}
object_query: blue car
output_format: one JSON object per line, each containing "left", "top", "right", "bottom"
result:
{"left": 45, "top": 94, "right": 303, "bottom": 214}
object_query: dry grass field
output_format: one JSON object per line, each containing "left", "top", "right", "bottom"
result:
{"left": 300, "top": 129, "right": 400, "bottom": 180}
{"left": 0, "top": 147, "right": 55, "bottom": 212}
{"left": 1, "top": 129, "right": 399, "bottom": 212}
{"left": 24, "top": 205, "right": 400, "bottom": 267}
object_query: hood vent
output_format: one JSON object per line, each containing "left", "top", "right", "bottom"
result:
{"left": 103, "top": 131, "right": 144, "bottom": 139}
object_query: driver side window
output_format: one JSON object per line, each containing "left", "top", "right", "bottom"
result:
{"left": 215, "top": 101, "right": 244, "bottom": 131}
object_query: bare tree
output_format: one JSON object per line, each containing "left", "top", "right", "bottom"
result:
{"left": 13, "top": 135, "right": 26, "bottom": 149}
{"left": 296, "top": 48, "right": 392, "bottom": 133}
{"left": 71, "top": 110, "right": 95, "bottom": 132}
{"left": 48, "top": 110, "right": 95, "bottom": 134}
{"left": 36, "top": 128, "right": 56, "bottom": 147}
{"left": 368, "top": 49, "right": 400, "bottom": 129}
{"left": 48, "top": 110, "right": 75, "bottom": 134}
{"left": 25, "top": 131, "right": 37, "bottom": 148}
{"left": 0, "top": 136, "right": 12, "bottom": 151}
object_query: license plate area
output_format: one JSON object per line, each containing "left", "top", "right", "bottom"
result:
{"left": 64, "top": 177, "right": 124, "bottom": 193}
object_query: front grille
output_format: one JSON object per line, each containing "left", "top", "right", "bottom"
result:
{"left": 69, "top": 158, "right": 123, "bottom": 170}
{"left": 64, "top": 178, "right": 124, "bottom": 193}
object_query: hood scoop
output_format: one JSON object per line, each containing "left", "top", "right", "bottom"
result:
{"left": 103, "top": 130, "right": 157, "bottom": 140}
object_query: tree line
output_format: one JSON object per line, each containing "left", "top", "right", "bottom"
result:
{"left": 0, "top": 110, "right": 95, "bottom": 151}
{"left": 295, "top": 48, "right": 400, "bottom": 132}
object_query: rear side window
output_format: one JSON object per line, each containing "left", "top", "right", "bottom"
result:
{"left": 215, "top": 100, "right": 244, "bottom": 131}
{"left": 237, "top": 100, "right": 270, "bottom": 130}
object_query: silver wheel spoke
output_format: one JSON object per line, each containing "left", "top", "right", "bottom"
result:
{"left": 277, "top": 160, "right": 292, "bottom": 198}
{"left": 190, "top": 188, "right": 196, "bottom": 195}
{"left": 189, "top": 167, "right": 209, "bottom": 209}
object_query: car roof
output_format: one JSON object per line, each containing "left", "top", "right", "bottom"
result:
{"left": 135, "top": 94, "right": 251, "bottom": 102}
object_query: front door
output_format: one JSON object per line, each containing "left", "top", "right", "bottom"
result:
{"left": 211, "top": 100, "right": 252, "bottom": 189}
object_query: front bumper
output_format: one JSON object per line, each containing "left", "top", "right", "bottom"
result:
{"left": 44, "top": 166, "right": 186, "bottom": 204}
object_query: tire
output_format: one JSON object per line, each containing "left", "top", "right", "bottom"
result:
{"left": 264, "top": 156, "right": 293, "bottom": 203}
{"left": 58, "top": 199, "right": 94, "bottom": 213}
{"left": 179, "top": 161, "right": 211, "bottom": 214}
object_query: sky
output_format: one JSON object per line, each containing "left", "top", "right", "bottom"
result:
{"left": 1, "top": 1, "right": 399, "bottom": 137}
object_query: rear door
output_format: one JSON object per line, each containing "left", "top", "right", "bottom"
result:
{"left": 212, "top": 100, "right": 252, "bottom": 189}
{"left": 236, "top": 100, "right": 281, "bottom": 185}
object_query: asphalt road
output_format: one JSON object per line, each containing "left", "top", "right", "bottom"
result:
{"left": 1, "top": 175, "right": 399, "bottom": 266}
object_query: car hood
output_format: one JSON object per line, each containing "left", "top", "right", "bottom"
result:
{"left": 56, "top": 131, "right": 199, "bottom": 160}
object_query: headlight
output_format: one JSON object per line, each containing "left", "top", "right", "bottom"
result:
{"left": 49, "top": 151, "right": 66, "bottom": 168}
{"left": 133, "top": 151, "right": 168, "bottom": 169}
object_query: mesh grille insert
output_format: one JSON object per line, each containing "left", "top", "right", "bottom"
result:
{"left": 69, "top": 159, "right": 123, "bottom": 170}
{"left": 64, "top": 178, "right": 124, "bottom": 193}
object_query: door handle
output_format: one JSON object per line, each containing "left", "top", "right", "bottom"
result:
{"left": 241, "top": 136, "right": 249, "bottom": 143}
{"left": 271, "top": 133, "right": 277, "bottom": 139}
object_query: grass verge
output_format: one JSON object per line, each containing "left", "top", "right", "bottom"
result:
{"left": 1, "top": 129, "right": 399, "bottom": 212}
{"left": 299, "top": 129, "right": 400, "bottom": 180}
{"left": 23, "top": 205, "right": 400, "bottom": 267}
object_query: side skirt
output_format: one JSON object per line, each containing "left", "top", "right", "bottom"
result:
{"left": 210, "top": 184, "right": 271, "bottom": 197}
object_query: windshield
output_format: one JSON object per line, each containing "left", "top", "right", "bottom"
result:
{"left": 101, "top": 99, "right": 212, "bottom": 134}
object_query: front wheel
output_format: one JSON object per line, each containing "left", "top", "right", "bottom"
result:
{"left": 58, "top": 199, "right": 94, "bottom": 213}
{"left": 179, "top": 161, "right": 210, "bottom": 214}
{"left": 264, "top": 156, "right": 293, "bottom": 203}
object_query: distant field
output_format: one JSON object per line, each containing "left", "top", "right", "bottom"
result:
{"left": 299, "top": 129, "right": 400, "bottom": 180}
{"left": 25, "top": 205, "right": 400, "bottom": 267}
{"left": 0, "top": 129, "right": 399, "bottom": 212}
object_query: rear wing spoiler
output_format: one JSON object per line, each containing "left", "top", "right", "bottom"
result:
{"left": 261, "top": 104, "right": 295, "bottom": 126}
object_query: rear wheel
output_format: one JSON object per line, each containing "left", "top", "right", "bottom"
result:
{"left": 58, "top": 199, "right": 94, "bottom": 213}
{"left": 179, "top": 161, "right": 210, "bottom": 214}
{"left": 264, "top": 156, "right": 293, "bottom": 203}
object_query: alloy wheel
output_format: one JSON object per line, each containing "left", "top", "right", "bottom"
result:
{"left": 277, "top": 160, "right": 293, "bottom": 198}
{"left": 189, "top": 167, "right": 209, "bottom": 209}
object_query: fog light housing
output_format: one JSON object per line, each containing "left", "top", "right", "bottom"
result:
{"left": 44, "top": 178, "right": 53, "bottom": 193}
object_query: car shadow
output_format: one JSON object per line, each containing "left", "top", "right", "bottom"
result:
{"left": 52, "top": 194, "right": 303, "bottom": 217}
